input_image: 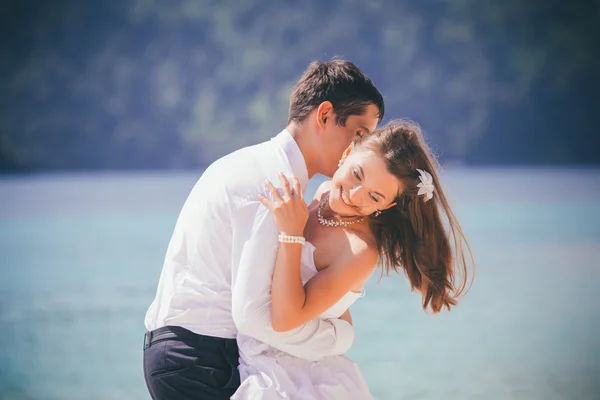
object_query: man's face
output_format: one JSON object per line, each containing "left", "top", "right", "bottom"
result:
{"left": 318, "top": 103, "right": 381, "bottom": 178}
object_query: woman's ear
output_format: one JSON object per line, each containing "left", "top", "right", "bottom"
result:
{"left": 382, "top": 201, "right": 397, "bottom": 211}
{"left": 382, "top": 181, "right": 406, "bottom": 210}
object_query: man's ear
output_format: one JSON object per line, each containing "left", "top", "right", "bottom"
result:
{"left": 316, "top": 101, "right": 334, "bottom": 130}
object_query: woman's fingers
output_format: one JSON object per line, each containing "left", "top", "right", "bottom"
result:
{"left": 257, "top": 193, "right": 273, "bottom": 210}
{"left": 278, "top": 172, "right": 292, "bottom": 199}
{"left": 265, "top": 173, "right": 300, "bottom": 205}
{"left": 292, "top": 176, "right": 302, "bottom": 200}
{"left": 264, "top": 179, "right": 283, "bottom": 203}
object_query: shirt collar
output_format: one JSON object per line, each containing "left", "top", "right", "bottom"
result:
{"left": 271, "top": 129, "right": 309, "bottom": 192}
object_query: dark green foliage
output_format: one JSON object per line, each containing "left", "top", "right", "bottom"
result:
{"left": 1, "top": 0, "right": 598, "bottom": 171}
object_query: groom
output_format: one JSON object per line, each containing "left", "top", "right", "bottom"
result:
{"left": 143, "top": 59, "right": 384, "bottom": 400}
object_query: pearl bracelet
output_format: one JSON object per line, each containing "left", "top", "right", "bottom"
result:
{"left": 278, "top": 234, "right": 305, "bottom": 245}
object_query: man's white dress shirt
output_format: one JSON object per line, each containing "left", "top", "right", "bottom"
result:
{"left": 145, "top": 130, "right": 354, "bottom": 360}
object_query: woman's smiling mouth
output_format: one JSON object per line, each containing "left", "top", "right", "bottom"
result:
{"left": 340, "top": 187, "right": 353, "bottom": 207}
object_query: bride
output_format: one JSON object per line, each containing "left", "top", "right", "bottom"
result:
{"left": 232, "top": 120, "right": 474, "bottom": 399}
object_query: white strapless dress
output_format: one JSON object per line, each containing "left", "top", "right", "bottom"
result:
{"left": 232, "top": 242, "right": 373, "bottom": 400}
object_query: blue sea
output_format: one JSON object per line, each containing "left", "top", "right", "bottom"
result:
{"left": 1, "top": 168, "right": 599, "bottom": 400}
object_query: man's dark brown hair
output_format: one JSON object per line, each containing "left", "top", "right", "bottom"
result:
{"left": 288, "top": 59, "right": 385, "bottom": 126}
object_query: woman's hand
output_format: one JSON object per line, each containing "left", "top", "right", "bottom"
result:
{"left": 259, "top": 172, "right": 308, "bottom": 237}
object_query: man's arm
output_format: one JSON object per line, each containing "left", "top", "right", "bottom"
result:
{"left": 230, "top": 202, "right": 355, "bottom": 361}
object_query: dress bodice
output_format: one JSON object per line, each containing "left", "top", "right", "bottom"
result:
{"left": 233, "top": 242, "right": 373, "bottom": 400}
{"left": 300, "top": 242, "right": 364, "bottom": 319}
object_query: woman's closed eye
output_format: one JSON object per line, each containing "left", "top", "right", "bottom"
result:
{"left": 353, "top": 169, "right": 379, "bottom": 202}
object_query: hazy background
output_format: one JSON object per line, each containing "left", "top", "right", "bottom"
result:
{"left": 1, "top": 0, "right": 599, "bottom": 171}
{"left": 1, "top": 1, "right": 599, "bottom": 399}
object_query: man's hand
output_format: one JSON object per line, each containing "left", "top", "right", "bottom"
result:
{"left": 339, "top": 309, "right": 353, "bottom": 326}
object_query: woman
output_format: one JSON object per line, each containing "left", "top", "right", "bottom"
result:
{"left": 233, "top": 120, "right": 474, "bottom": 399}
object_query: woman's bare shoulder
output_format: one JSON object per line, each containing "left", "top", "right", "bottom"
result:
{"left": 330, "top": 234, "right": 378, "bottom": 291}
{"left": 350, "top": 234, "right": 379, "bottom": 266}
{"left": 332, "top": 231, "right": 379, "bottom": 272}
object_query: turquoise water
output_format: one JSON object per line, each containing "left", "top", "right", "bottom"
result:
{"left": 0, "top": 169, "right": 599, "bottom": 399}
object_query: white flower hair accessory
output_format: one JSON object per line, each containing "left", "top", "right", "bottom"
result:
{"left": 416, "top": 169, "right": 435, "bottom": 202}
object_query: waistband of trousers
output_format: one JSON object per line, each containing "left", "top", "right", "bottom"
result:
{"left": 144, "top": 325, "right": 238, "bottom": 350}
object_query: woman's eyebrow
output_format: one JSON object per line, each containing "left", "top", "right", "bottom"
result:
{"left": 358, "top": 165, "right": 386, "bottom": 199}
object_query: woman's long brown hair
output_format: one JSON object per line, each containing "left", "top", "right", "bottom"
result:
{"left": 356, "top": 120, "right": 475, "bottom": 313}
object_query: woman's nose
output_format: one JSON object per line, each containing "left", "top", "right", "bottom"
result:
{"left": 348, "top": 185, "right": 364, "bottom": 202}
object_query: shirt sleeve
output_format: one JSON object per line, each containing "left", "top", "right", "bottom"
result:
{"left": 230, "top": 201, "right": 355, "bottom": 361}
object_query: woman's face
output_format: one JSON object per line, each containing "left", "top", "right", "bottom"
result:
{"left": 329, "top": 146, "right": 403, "bottom": 217}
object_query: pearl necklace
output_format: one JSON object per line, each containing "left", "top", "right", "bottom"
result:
{"left": 317, "top": 193, "right": 365, "bottom": 228}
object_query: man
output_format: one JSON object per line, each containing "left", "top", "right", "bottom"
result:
{"left": 143, "top": 59, "right": 385, "bottom": 399}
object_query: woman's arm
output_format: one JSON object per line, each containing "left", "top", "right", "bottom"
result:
{"left": 259, "top": 174, "right": 375, "bottom": 332}
{"left": 339, "top": 309, "right": 353, "bottom": 325}
{"left": 271, "top": 241, "right": 374, "bottom": 331}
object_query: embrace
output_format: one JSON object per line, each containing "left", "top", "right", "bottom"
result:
{"left": 143, "top": 59, "right": 474, "bottom": 399}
